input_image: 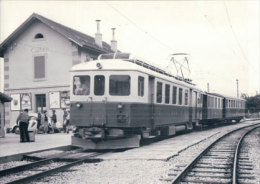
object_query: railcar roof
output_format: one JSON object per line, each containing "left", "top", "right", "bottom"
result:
{"left": 71, "top": 59, "right": 202, "bottom": 91}
{"left": 206, "top": 92, "right": 245, "bottom": 101}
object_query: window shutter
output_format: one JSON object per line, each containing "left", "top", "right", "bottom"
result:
{"left": 34, "top": 56, "right": 45, "bottom": 79}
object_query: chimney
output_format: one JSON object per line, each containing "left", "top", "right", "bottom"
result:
{"left": 95, "top": 20, "right": 102, "bottom": 48}
{"left": 111, "top": 28, "right": 117, "bottom": 52}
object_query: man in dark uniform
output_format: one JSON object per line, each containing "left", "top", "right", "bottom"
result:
{"left": 16, "top": 109, "right": 30, "bottom": 142}
{"left": 62, "top": 108, "right": 68, "bottom": 133}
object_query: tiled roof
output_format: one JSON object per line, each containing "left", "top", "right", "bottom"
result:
{"left": 0, "top": 13, "right": 113, "bottom": 57}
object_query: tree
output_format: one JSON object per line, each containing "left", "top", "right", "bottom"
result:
{"left": 246, "top": 95, "right": 260, "bottom": 113}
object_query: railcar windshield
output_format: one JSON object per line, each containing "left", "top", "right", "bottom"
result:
{"left": 73, "top": 75, "right": 90, "bottom": 96}
{"left": 109, "top": 75, "right": 131, "bottom": 96}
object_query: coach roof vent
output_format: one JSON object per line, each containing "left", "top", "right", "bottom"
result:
{"left": 95, "top": 20, "right": 102, "bottom": 48}
{"left": 111, "top": 28, "right": 117, "bottom": 53}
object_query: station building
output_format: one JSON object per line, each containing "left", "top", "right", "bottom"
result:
{"left": 0, "top": 13, "right": 117, "bottom": 129}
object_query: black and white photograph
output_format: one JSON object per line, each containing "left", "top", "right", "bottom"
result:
{"left": 0, "top": 1, "right": 259, "bottom": 183}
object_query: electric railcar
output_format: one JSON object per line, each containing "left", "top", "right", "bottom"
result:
{"left": 70, "top": 53, "right": 246, "bottom": 149}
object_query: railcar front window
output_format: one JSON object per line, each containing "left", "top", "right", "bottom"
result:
{"left": 94, "top": 75, "right": 105, "bottom": 96}
{"left": 156, "top": 82, "right": 162, "bottom": 103}
{"left": 109, "top": 75, "right": 130, "bottom": 96}
{"left": 73, "top": 76, "right": 90, "bottom": 95}
{"left": 138, "top": 76, "right": 144, "bottom": 96}
{"left": 179, "top": 88, "right": 183, "bottom": 105}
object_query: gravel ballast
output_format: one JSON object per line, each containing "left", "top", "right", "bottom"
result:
{"left": 27, "top": 120, "right": 260, "bottom": 184}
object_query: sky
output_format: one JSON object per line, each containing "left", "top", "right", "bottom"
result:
{"left": 0, "top": 0, "right": 259, "bottom": 97}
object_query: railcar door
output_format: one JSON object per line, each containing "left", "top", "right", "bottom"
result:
{"left": 223, "top": 98, "right": 226, "bottom": 119}
{"left": 202, "top": 94, "right": 208, "bottom": 120}
{"left": 189, "top": 89, "right": 193, "bottom": 122}
{"left": 92, "top": 75, "right": 107, "bottom": 126}
{"left": 148, "top": 76, "right": 155, "bottom": 128}
{"left": 193, "top": 91, "right": 198, "bottom": 119}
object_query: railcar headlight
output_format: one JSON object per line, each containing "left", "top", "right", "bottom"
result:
{"left": 76, "top": 102, "right": 82, "bottom": 108}
{"left": 96, "top": 62, "right": 102, "bottom": 69}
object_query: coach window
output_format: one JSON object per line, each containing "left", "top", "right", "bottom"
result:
{"left": 94, "top": 75, "right": 105, "bottom": 96}
{"left": 73, "top": 76, "right": 90, "bottom": 95}
{"left": 109, "top": 75, "right": 130, "bottom": 96}
{"left": 138, "top": 76, "right": 144, "bottom": 97}
{"left": 179, "top": 88, "right": 183, "bottom": 105}
{"left": 172, "top": 86, "right": 177, "bottom": 104}
{"left": 165, "top": 84, "right": 170, "bottom": 104}
{"left": 184, "top": 89, "right": 188, "bottom": 105}
{"left": 156, "top": 82, "right": 162, "bottom": 103}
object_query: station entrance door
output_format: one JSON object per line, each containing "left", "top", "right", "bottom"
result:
{"left": 36, "top": 94, "right": 46, "bottom": 112}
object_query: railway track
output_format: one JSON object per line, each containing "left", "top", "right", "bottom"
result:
{"left": 0, "top": 149, "right": 107, "bottom": 184}
{"left": 170, "top": 124, "right": 260, "bottom": 184}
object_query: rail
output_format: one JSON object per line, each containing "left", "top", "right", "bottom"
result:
{"left": 6, "top": 152, "right": 106, "bottom": 184}
{"left": 232, "top": 126, "right": 260, "bottom": 184}
{"left": 171, "top": 123, "right": 260, "bottom": 184}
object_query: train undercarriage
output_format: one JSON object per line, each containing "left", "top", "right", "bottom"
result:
{"left": 71, "top": 123, "right": 191, "bottom": 150}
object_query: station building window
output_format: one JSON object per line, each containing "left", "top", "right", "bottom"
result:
{"left": 34, "top": 56, "right": 45, "bottom": 79}
{"left": 156, "top": 82, "right": 162, "bottom": 103}
{"left": 172, "top": 86, "right": 177, "bottom": 104}
{"left": 109, "top": 75, "right": 130, "bottom": 96}
{"left": 138, "top": 76, "right": 144, "bottom": 97}
{"left": 34, "top": 33, "right": 44, "bottom": 39}
{"left": 165, "top": 84, "right": 170, "bottom": 104}
{"left": 179, "top": 88, "right": 183, "bottom": 105}
{"left": 94, "top": 75, "right": 105, "bottom": 96}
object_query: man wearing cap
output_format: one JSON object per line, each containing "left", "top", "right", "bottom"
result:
{"left": 16, "top": 109, "right": 30, "bottom": 142}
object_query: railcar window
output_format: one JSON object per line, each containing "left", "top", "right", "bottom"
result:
{"left": 94, "top": 75, "right": 105, "bottom": 96}
{"left": 179, "top": 88, "right": 183, "bottom": 105}
{"left": 165, "top": 84, "right": 170, "bottom": 104}
{"left": 138, "top": 76, "right": 144, "bottom": 97}
{"left": 109, "top": 75, "right": 130, "bottom": 96}
{"left": 184, "top": 89, "right": 188, "bottom": 105}
{"left": 215, "top": 98, "right": 217, "bottom": 108}
{"left": 73, "top": 76, "right": 90, "bottom": 95}
{"left": 197, "top": 93, "right": 201, "bottom": 104}
{"left": 172, "top": 86, "right": 177, "bottom": 104}
{"left": 156, "top": 82, "right": 162, "bottom": 103}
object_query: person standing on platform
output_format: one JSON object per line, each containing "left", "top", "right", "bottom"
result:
{"left": 43, "top": 110, "right": 48, "bottom": 134}
{"left": 63, "top": 108, "right": 68, "bottom": 133}
{"left": 37, "top": 111, "right": 42, "bottom": 132}
{"left": 51, "top": 110, "right": 57, "bottom": 133}
{"left": 16, "top": 109, "right": 30, "bottom": 142}
{"left": 66, "top": 110, "right": 70, "bottom": 134}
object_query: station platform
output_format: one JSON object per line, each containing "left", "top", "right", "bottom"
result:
{"left": 0, "top": 132, "right": 71, "bottom": 158}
